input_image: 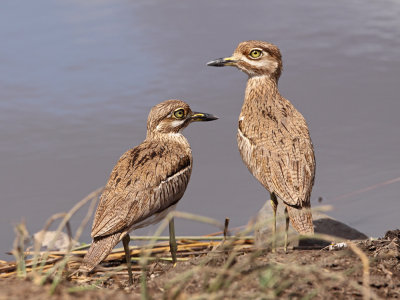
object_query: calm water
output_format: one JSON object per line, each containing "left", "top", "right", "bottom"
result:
{"left": 1, "top": 0, "right": 400, "bottom": 259}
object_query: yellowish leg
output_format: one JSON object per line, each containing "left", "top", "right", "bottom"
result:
{"left": 284, "top": 207, "right": 289, "bottom": 253}
{"left": 122, "top": 234, "right": 133, "bottom": 286}
{"left": 270, "top": 193, "right": 278, "bottom": 253}
{"left": 169, "top": 218, "right": 177, "bottom": 264}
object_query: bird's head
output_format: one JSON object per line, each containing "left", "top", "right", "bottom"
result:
{"left": 207, "top": 40, "right": 282, "bottom": 80}
{"left": 147, "top": 99, "right": 218, "bottom": 137}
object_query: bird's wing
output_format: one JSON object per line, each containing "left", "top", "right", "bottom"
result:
{"left": 91, "top": 141, "right": 192, "bottom": 238}
{"left": 238, "top": 110, "right": 315, "bottom": 207}
{"left": 263, "top": 128, "right": 315, "bottom": 207}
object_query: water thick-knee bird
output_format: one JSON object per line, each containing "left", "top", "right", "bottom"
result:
{"left": 79, "top": 99, "right": 217, "bottom": 284}
{"left": 207, "top": 41, "right": 315, "bottom": 251}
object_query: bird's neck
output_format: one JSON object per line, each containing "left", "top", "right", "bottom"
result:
{"left": 243, "top": 75, "right": 281, "bottom": 111}
{"left": 146, "top": 131, "right": 191, "bottom": 150}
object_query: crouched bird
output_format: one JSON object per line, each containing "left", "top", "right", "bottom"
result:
{"left": 78, "top": 99, "right": 217, "bottom": 284}
{"left": 208, "top": 41, "right": 315, "bottom": 251}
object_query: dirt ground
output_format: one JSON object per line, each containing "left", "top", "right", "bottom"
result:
{"left": 1, "top": 230, "right": 399, "bottom": 300}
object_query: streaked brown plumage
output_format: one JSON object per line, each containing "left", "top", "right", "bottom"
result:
{"left": 79, "top": 100, "right": 217, "bottom": 283}
{"left": 208, "top": 41, "right": 315, "bottom": 249}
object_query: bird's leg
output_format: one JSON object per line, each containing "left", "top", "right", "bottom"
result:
{"left": 270, "top": 193, "right": 278, "bottom": 253}
{"left": 284, "top": 207, "right": 289, "bottom": 253}
{"left": 122, "top": 234, "right": 133, "bottom": 286}
{"left": 169, "top": 218, "right": 177, "bottom": 264}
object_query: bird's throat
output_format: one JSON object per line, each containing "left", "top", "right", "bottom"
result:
{"left": 243, "top": 75, "right": 280, "bottom": 113}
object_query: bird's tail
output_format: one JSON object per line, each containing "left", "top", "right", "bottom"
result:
{"left": 286, "top": 205, "right": 314, "bottom": 235}
{"left": 79, "top": 233, "right": 121, "bottom": 273}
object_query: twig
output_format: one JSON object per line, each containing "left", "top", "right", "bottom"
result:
{"left": 223, "top": 218, "right": 230, "bottom": 241}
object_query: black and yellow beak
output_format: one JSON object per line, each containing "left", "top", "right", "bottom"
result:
{"left": 207, "top": 56, "right": 238, "bottom": 67}
{"left": 190, "top": 112, "right": 218, "bottom": 122}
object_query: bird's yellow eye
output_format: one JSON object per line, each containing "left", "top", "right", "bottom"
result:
{"left": 249, "top": 49, "right": 262, "bottom": 59}
{"left": 173, "top": 108, "right": 185, "bottom": 119}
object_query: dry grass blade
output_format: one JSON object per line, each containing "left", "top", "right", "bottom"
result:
{"left": 31, "top": 213, "right": 68, "bottom": 272}
{"left": 137, "top": 211, "right": 224, "bottom": 299}
{"left": 48, "top": 192, "right": 99, "bottom": 294}
{"left": 140, "top": 211, "right": 224, "bottom": 259}
{"left": 36, "top": 187, "right": 103, "bottom": 276}
{"left": 348, "top": 242, "right": 371, "bottom": 300}
{"left": 3, "top": 197, "right": 398, "bottom": 299}
{"left": 11, "top": 221, "right": 29, "bottom": 278}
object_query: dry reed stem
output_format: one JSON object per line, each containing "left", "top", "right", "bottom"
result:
{"left": 130, "top": 235, "right": 245, "bottom": 241}
{"left": 139, "top": 211, "right": 224, "bottom": 264}
{"left": 348, "top": 241, "right": 371, "bottom": 300}
{"left": 2, "top": 239, "right": 253, "bottom": 278}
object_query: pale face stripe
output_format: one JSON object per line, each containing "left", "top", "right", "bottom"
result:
{"left": 171, "top": 119, "right": 186, "bottom": 128}
{"left": 241, "top": 56, "right": 279, "bottom": 72}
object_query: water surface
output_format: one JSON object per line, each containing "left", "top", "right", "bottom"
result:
{"left": 1, "top": 0, "right": 400, "bottom": 259}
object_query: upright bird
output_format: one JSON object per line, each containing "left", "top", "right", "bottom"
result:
{"left": 79, "top": 100, "right": 217, "bottom": 284}
{"left": 207, "top": 41, "right": 315, "bottom": 251}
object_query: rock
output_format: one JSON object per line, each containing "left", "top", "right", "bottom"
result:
{"left": 33, "top": 230, "right": 79, "bottom": 251}
{"left": 313, "top": 213, "right": 368, "bottom": 240}
{"left": 254, "top": 202, "right": 368, "bottom": 248}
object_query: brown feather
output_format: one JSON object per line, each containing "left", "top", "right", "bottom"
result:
{"left": 78, "top": 99, "right": 211, "bottom": 273}
{"left": 91, "top": 140, "right": 192, "bottom": 238}
{"left": 79, "top": 233, "right": 121, "bottom": 273}
{"left": 232, "top": 41, "right": 315, "bottom": 234}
